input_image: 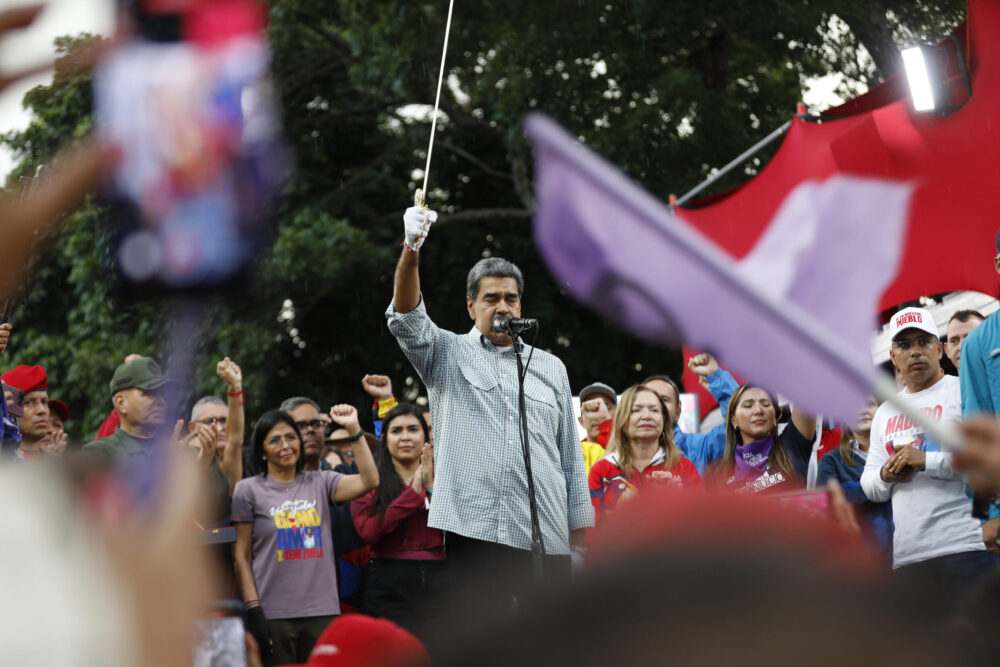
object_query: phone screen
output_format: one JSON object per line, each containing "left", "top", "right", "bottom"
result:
{"left": 193, "top": 616, "right": 247, "bottom": 667}
{"left": 773, "top": 489, "right": 831, "bottom": 520}
{"left": 94, "top": 0, "right": 287, "bottom": 293}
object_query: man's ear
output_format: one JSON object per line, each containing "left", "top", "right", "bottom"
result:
{"left": 994, "top": 256, "right": 1000, "bottom": 275}
{"left": 112, "top": 391, "right": 126, "bottom": 416}
{"left": 578, "top": 416, "right": 584, "bottom": 428}
{"left": 466, "top": 296, "right": 476, "bottom": 321}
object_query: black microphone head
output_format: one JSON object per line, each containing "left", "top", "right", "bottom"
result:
{"left": 492, "top": 314, "right": 511, "bottom": 333}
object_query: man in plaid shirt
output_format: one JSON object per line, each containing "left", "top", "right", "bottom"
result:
{"left": 386, "top": 205, "right": 593, "bottom": 603}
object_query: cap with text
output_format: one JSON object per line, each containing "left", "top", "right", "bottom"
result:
{"left": 887, "top": 306, "right": 938, "bottom": 342}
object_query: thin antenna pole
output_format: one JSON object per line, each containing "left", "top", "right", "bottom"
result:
{"left": 418, "top": 0, "right": 457, "bottom": 205}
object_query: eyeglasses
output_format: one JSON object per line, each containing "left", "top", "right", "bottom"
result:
{"left": 295, "top": 419, "right": 333, "bottom": 435}
{"left": 265, "top": 433, "right": 300, "bottom": 448}
{"left": 892, "top": 335, "right": 938, "bottom": 351}
{"left": 195, "top": 417, "right": 227, "bottom": 426}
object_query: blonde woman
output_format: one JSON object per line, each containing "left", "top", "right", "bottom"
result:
{"left": 588, "top": 384, "right": 700, "bottom": 523}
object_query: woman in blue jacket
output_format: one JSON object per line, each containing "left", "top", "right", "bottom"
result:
{"left": 817, "top": 395, "right": 892, "bottom": 558}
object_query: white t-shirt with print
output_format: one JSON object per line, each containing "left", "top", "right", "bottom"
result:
{"left": 861, "top": 375, "right": 984, "bottom": 568}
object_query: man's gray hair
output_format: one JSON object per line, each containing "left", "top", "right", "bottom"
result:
{"left": 190, "top": 395, "right": 225, "bottom": 422}
{"left": 279, "top": 396, "right": 321, "bottom": 413}
{"left": 466, "top": 257, "right": 525, "bottom": 300}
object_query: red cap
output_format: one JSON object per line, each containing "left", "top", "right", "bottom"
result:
{"left": 1, "top": 365, "right": 48, "bottom": 393}
{"left": 283, "top": 615, "right": 430, "bottom": 667}
{"left": 48, "top": 398, "right": 69, "bottom": 422}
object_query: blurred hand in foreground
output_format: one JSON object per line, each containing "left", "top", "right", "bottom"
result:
{"left": 0, "top": 4, "right": 114, "bottom": 298}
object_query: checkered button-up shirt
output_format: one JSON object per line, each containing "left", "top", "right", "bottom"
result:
{"left": 386, "top": 297, "right": 594, "bottom": 554}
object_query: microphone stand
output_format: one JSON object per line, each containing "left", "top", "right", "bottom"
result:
{"left": 510, "top": 326, "right": 546, "bottom": 581}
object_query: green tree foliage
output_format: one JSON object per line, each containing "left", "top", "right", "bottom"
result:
{"left": 1, "top": 1, "right": 964, "bottom": 438}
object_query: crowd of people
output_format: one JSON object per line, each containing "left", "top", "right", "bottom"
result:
{"left": 5, "top": 5, "right": 1000, "bottom": 665}
{"left": 5, "top": 203, "right": 1000, "bottom": 666}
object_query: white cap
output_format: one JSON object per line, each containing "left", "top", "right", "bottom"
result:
{"left": 887, "top": 306, "right": 939, "bottom": 341}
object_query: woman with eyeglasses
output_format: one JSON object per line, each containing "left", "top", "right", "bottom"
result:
{"left": 232, "top": 406, "right": 378, "bottom": 666}
{"left": 351, "top": 403, "right": 446, "bottom": 639}
{"left": 713, "top": 385, "right": 816, "bottom": 494}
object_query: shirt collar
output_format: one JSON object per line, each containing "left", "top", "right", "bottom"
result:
{"left": 469, "top": 326, "right": 518, "bottom": 352}
{"left": 606, "top": 446, "right": 666, "bottom": 468}
{"left": 850, "top": 439, "right": 868, "bottom": 461}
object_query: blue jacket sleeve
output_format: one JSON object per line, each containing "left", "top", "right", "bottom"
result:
{"left": 706, "top": 369, "right": 738, "bottom": 410}
{"left": 960, "top": 327, "right": 993, "bottom": 416}
{"left": 839, "top": 481, "right": 870, "bottom": 506}
{"left": 672, "top": 370, "right": 739, "bottom": 475}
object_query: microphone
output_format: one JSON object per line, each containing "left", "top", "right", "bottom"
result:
{"left": 492, "top": 315, "right": 538, "bottom": 334}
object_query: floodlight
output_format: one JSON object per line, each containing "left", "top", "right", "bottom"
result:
{"left": 901, "top": 37, "right": 972, "bottom": 115}
{"left": 902, "top": 46, "right": 937, "bottom": 112}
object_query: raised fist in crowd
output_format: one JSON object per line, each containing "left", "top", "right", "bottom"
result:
{"left": 361, "top": 374, "right": 394, "bottom": 401}
{"left": 217, "top": 356, "right": 243, "bottom": 392}
{"left": 329, "top": 404, "right": 362, "bottom": 435}
{"left": 580, "top": 397, "right": 612, "bottom": 425}
{"left": 688, "top": 353, "right": 720, "bottom": 391}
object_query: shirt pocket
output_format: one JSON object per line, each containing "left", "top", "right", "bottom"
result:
{"left": 524, "top": 378, "right": 559, "bottom": 439}
{"left": 458, "top": 359, "right": 500, "bottom": 427}
{"left": 459, "top": 359, "right": 499, "bottom": 392}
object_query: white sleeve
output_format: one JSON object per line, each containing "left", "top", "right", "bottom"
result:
{"left": 861, "top": 417, "right": 893, "bottom": 503}
{"left": 924, "top": 451, "right": 955, "bottom": 479}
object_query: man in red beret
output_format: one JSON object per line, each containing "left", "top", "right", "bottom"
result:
{"left": 0, "top": 364, "right": 50, "bottom": 462}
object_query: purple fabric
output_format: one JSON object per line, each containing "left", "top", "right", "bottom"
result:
{"left": 524, "top": 114, "right": 912, "bottom": 425}
{"left": 734, "top": 436, "right": 775, "bottom": 483}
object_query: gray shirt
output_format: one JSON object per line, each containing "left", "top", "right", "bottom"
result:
{"left": 386, "top": 297, "right": 593, "bottom": 554}
{"left": 231, "top": 470, "right": 344, "bottom": 618}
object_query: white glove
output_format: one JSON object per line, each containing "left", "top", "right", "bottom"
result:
{"left": 403, "top": 206, "right": 438, "bottom": 251}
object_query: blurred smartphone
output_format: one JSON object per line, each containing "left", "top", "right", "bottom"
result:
{"left": 773, "top": 489, "right": 831, "bottom": 520}
{"left": 94, "top": 0, "right": 287, "bottom": 294}
{"left": 193, "top": 601, "right": 246, "bottom": 667}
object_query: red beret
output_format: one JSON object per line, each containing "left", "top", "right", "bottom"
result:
{"left": 48, "top": 398, "right": 69, "bottom": 422}
{"left": 1, "top": 365, "right": 48, "bottom": 393}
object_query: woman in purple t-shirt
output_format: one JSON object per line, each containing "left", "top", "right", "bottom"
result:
{"left": 233, "top": 406, "right": 378, "bottom": 666}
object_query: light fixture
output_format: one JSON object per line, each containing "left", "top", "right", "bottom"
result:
{"left": 901, "top": 36, "right": 972, "bottom": 115}
{"left": 901, "top": 46, "right": 937, "bottom": 112}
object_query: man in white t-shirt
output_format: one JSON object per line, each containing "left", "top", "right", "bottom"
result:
{"left": 862, "top": 307, "right": 999, "bottom": 596}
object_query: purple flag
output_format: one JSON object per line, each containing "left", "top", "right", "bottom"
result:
{"left": 525, "top": 114, "right": 912, "bottom": 425}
